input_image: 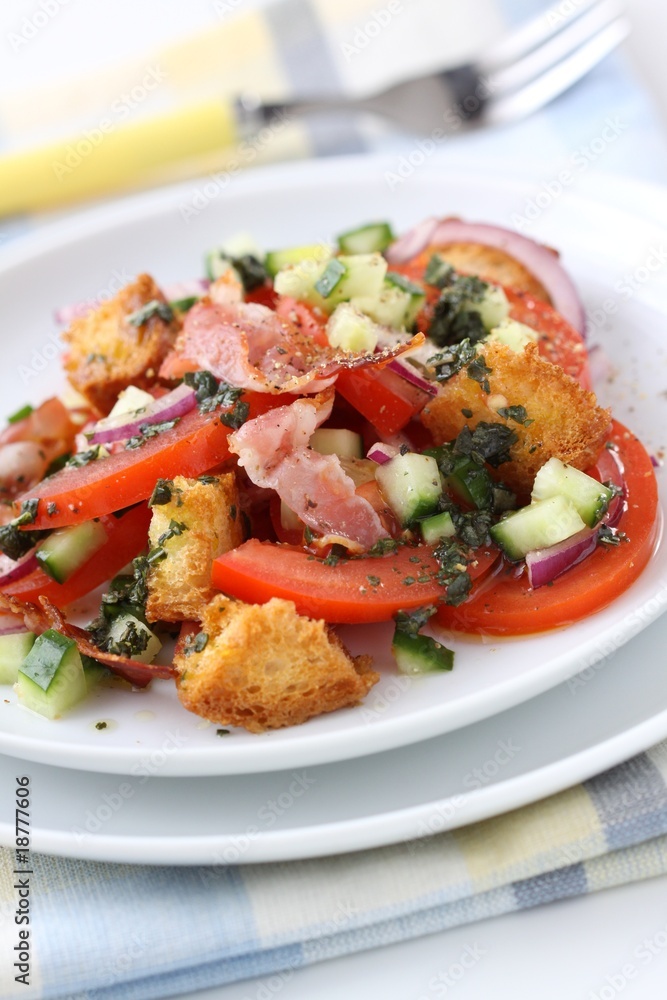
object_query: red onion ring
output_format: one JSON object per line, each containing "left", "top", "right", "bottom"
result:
{"left": 526, "top": 528, "right": 598, "bottom": 589}
{"left": 90, "top": 383, "right": 197, "bottom": 444}
{"left": 387, "top": 218, "right": 586, "bottom": 337}
{"left": 387, "top": 358, "right": 438, "bottom": 396}
{"left": 0, "top": 552, "right": 39, "bottom": 587}
{"left": 385, "top": 217, "right": 439, "bottom": 266}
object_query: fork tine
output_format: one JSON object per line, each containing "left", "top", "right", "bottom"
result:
{"left": 484, "top": 15, "right": 630, "bottom": 126}
{"left": 487, "top": 0, "right": 626, "bottom": 98}
{"left": 480, "top": 0, "right": 613, "bottom": 71}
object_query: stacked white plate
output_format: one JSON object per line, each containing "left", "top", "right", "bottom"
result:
{"left": 0, "top": 158, "right": 665, "bottom": 864}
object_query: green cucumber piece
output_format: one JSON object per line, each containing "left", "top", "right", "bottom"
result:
{"left": 375, "top": 452, "right": 442, "bottom": 527}
{"left": 81, "top": 655, "right": 111, "bottom": 692}
{"left": 107, "top": 614, "right": 162, "bottom": 664}
{"left": 310, "top": 428, "right": 363, "bottom": 460}
{"left": 0, "top": 632, "right": 36, "bottom": 685}
{"left": 353, "top": 272, "right": 425, "bottom": 329}
{"left": 392, "top": 630, "right": 454, "bottom": 674}
{"left": 326, "top": 303, "right": 379, "bottom": 353}
{"left": 491, "top": 495, "right": 586, "bottom": 561}
{"left": 420, "top": 511, "right": 456, "bottom": 545}
{"left": 337, "top": 222, "right": 395, "bottom": 254}
{"left": 36, "top": 519, "right": 108, "bottom": 584}
{"left": 315, "top": 258, "right": 346, "bottom": 298}
{"left": 464, "top": 284, "right": 509, "bottom": 330}
{"left": 265, "top": 243, "right": 331, "bottom": 278}
{"left": 486, "top": 318, "right": 538, "bottom": 352}
{"left": 15, "top": 629, "right": 87, "bottom": 719}
{"left": 425, "top": 445, "right": 493, "bottom": 510}
{"left": 531, "top": 457, "right": 614, "bottom": 528}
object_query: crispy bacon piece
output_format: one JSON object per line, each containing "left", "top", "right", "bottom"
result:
{"left": 159, "top": 299, "right": 424, "bottom": 394}
{"left": 228, "top": 390, "right": 388, "bottom": 550}
{"left": 0, "top": 593, "right": 175, "bottom": 688}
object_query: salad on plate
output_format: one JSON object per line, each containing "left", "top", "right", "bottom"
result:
{"left": 0, "top": 216, "right": 659, "bottom": 733}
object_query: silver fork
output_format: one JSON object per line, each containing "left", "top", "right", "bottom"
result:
{"left": 236, "top": 0, "right": 630, "bottom": 138}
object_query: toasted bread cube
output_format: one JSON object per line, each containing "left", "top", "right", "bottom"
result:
{"left": 175, "top": 595, "right": 379, "bottom": 733}
{"left": 146, "top": 474, "right": 243, "bottom": 623}
{"left": 421, "top": 342, "right": 611, "bottom": 495}
{"left": 62, "top": 274, "right": 180, "bottom": 414}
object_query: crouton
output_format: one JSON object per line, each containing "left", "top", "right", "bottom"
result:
{"left": 62, "top": 274, "right": 180, "bottom": 414}
{"left": 146, "top": 474, "right": 243, "bottom": 623}
{"left": 433, "top": 242, "right": 551, "bottom": 302}
{"left": 421, "top": 342, "right": 611, "bottom": 495}
{"left": 175, "top": 595, "right": 379, "bottom": 733}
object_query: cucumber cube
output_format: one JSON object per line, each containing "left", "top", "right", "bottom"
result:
{"left": 0, "top": 632, "right": 36, "bottom": 685}
{"left": 326, "top": 304, "right": 379, "bottom": 353}
{"left": 375, "top": 452, "right": 442, "bottom": 527}
{"left": 16, "top": 629, "right": 87, "bottom": 719}
{"left": 421, "top": 511, "right": 456, "bottom": 545}
{"left": 491, "top": 495, "right": 586, "bottom": 561}
{"left": 531, "top": 457, "right": 614, "bottom": 528}
{"left": 392, "top": 630, "right": 454, "bottom": 674}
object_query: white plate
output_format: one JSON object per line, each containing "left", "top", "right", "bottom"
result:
{"left": 0, "top": 157, "right": 666, "bottom": 776}
{"left": 1, "top": 608, "right": 666, "bottom": 865}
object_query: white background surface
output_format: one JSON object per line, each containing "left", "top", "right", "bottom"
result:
{"left": 1, "top": 2, "right": 667, "bottom": 998}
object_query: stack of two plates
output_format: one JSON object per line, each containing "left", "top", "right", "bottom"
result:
{"left": 0, "top": 158, "right": 666, "bottom": 865}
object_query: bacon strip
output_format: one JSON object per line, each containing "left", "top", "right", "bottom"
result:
{"left": 159, "top": 299, "right": 424, "bottom": 394}
{"left": 0, "top": 593, "right": 175, "bottom": 688}
{"left": 228, "top": 391, "right": 388, "bottom": 550}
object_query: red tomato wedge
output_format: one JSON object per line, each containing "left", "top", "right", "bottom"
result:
{"left": 435, "top": 421, "right": 659, "bottom": 636}
{"left": 14, "top": 393, "right": 283, "bottom": 529}
{"left": 212, "top": 540, "right": 499, "bottom": 624}
{"left": 2, "top": 502, "right": 151, "bottom": 608}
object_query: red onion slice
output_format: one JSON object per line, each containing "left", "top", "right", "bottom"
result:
{"left": 386, "top": 217, "right": 586, "bottom": 336}
{"left": 526, "top": 527, "right": 598, "bottom": 589}
{"left": 387, "top": 358, "right": 438, "bottom": 396}
{"left": 0, "top": 611, "right": 30, "bottom": 636}
{"left": 90, "top": 383, "right": 197, "bottom": 445}
{"left": 385, "top": 217, "right": 439, "bottom": 265}
{"left": 367, "top": 442, "right": 398, "bottom": 464}
{"left": 430, "top": 220, "right": 586, "bottom": 336}
{"left": 0, "top": 552, "right": 39, "bottom": 587}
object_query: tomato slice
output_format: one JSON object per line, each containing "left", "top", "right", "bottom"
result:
{"left": 1, "top": 502, "right": 151, "bottom": 608}
{"left": 212, "top": 540, "right": 499, "bottom": 624}
{"left": 435, "top": 421, "right": 659, "bottom": 636}
{"left": 14, "top": 393, "right": 283, "bottom": 529}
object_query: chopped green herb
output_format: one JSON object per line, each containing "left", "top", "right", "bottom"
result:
{"left": 157, "top": 519, "right": 188, "bottom": 548}
{"left": 197, "top": 475, "right": 218, "bottom": 486}
{"left": 95, "top": 721, "right": 108, "bottom": 731}
{"left": 466, "top": 354, "right": 492, "bottom": 394}
{"left": 148, "top": 478, "right": 174, "bottom": 507}
{"left": 7, "top": 404, "right": 33, "bottom": 425}
{"left": 454, "top": 422, "right": 518, "bottom": 468}
{"left": 402, "top": 576, "right": 415, "bottom": 586}
{"left": 216, "top": 728, "right": 231, "bottom": 737}
{"left": 598, "top": 525, "right": 628, "bottom": 546}
{"left": 427, "top": 273, "right": 489, "bottom": 347}
{"left": 428, "top": 339, "right": 477, "bottom": 383}
{"left": 231, "top": 254, "right": 268, "bottom": 292}
{"left": 424, "top": 254, "right": 455, "bottom": 289}
{"left": 366, "top": 575, "right": 381, "bottom": 586}
{"left": 16, "top": 498, "right": 39, "bottom": 525}
{"left": 323, "top": 543, "right": 348, "bottom": 567}
{"left": 497, "top": 404, "right": 533, "bottom": 426}
{"left": 66, "top": 445, "right": 106, "bottom": 468}
{"left": 125, "top": 419, "right": 180, "bottom": 450}
{"left": 194, "top": 631, "right": 208, "bottom": 653}
{"left": 126, "top": 300, "right": 174, "bottom": 326}
{"left": 394, "top": 605, "right": 437, "bottom": 636}
{"left": 461, "top": 408, "right": 473, "bottom": 418}
{"left": 46, "top": 501, "right": 58, "bottom": 517}
{"left": 0, "top": 523, "right": 42, "bottom": 560}
{"left": 170, "top": 295, "right": 199, "bottom": 313}
{"left": 367, "top": 538, "right": 399, "bottom": 557}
